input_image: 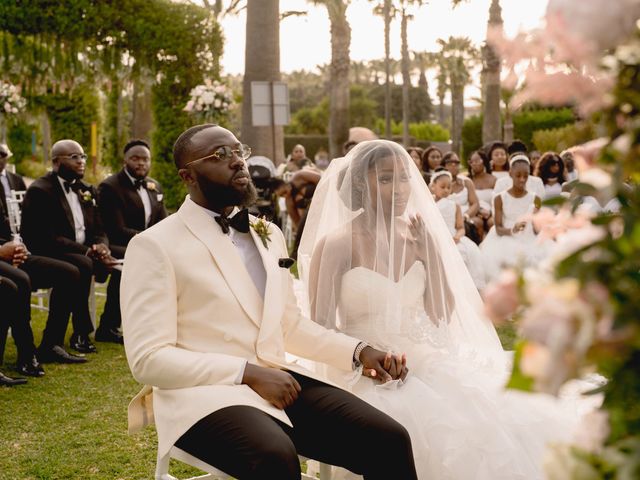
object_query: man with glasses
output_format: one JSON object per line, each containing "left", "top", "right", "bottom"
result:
{"left": 21, "top": 140, "right": 119, "bottom": 357}
{"left": 121, "top": 124, "right": 417, "bottom": 480}
{"left": 96, "top": 139, "right": 167, "bottom": 344}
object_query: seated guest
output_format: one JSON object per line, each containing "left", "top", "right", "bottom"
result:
{"left": 421, "top": 146, "right": 443, "bottom": 181}
{"left": 535, "top": 152, "right": 566, "bottom": 200}
{"left": 0, "top": 274, "right": 27, "bottom": 386}
{"left": 0, "top": 146, "right": 87, "bottom": 371}
{"left": 494, "top": 153, "right": 546, "bottom": 200}
{"left": 442, "top": 152, "right": 483, "bottom": 243}
{"left": 406, "top": 147, "right": 424, "bottom": 171}
{"left": 468, "top": 150, "right": 496, "bottom": 235}
{"left": 560, "top": 150, "right": 578, "bottom": 182}
{"left": 487, "top": 141, "right": 510, "bottom": 179}
{"left": 0, "top": 143, "right": 26, "bottom": 202}
{"left": 97, "top": 140, "right": 167, "bottom": 343}
{"left": 21, "top": 139, "right": 119, "bottom": 355}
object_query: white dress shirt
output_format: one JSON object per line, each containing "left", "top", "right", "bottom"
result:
{"left": 199, "top": 205, "right": 268, "bottom": 383}
{"left": 124, "top": 169, "right": 152, "bottom": 228}
{"left": 56, "top": 175, "right": 86, "bottom": 244}
{"left": 202, "top": 206, "right": 267, "bottom": 298}
{"left": 0, "top": 169, "right": 11, "bottom": 202}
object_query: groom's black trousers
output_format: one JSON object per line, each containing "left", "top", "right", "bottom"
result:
{"left": 176, "top": 372, "right": 418, "bottom": 480}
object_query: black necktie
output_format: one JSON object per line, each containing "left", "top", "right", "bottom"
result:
{"left": 134, "top": 178, "right": 147, "bottom": 190}
{"left": 215, "top": 209, "right": 250, "bottom": 234}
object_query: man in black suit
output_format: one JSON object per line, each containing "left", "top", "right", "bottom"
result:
{"left": 0, "top": 143, "right": 87, "bottom": 372}
{"left": 21, "top": 139, "right": 119, "bottom": 355}
{"left": 97, "top": 139, "right": 167, "bottom": 343}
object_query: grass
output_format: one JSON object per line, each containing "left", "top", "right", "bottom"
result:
{"left": 0, "top": 292, "right": 519, "bottom": 480}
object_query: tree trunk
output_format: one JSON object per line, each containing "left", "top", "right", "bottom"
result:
{"left": 482, "top": 0, "right": 503, "bottom": 144}
{"left": 451, "top": 82, "right": 464, "bottom": 156}
{"left": 131, "top": 76, "right": 153, "bottom": 142}
{"left": 327, "top": 1, "right": 351, "bottom": 160}
{"left": 383, "top": 0, "right": 392, "bottom": 139}
{"left": 438, "top": 95, "right": 446, "bottom": 126}
{"left": 241, "top": 0, "right": 284, "bottom": 163}
{"left": 400, "top": 9, "right": 410, "bottom": 146}
{"left": 503, "top": 106, "right": 513, "bottom": 144}
{"left": 41, "top": 112, "right": 50, "bottom": 164}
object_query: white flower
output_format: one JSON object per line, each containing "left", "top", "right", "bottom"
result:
{"left": 213, "top": 98, "right": 221, "bottom": 109}
{"left": 202, "top": 91, "right": 215, "bottom": 105}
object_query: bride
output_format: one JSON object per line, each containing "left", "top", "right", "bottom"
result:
{"left": 298, "top": 140, "right": 590, "bottom": 479}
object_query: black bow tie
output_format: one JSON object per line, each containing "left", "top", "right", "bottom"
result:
{"left": 215, "top": 209, "right": 250, "bottom": 234}
{"left": 63, "top": 180, "right": 82, "bottom": 194}
{"left": 134, "top": 178, "right": 147, "bottom": 189}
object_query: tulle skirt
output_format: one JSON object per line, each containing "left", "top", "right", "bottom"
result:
{"left": 457, "top": 236, "right": 486, "bottom": 290}
{"left": 480, "top": 227, "right": 552, "bottom": 282}
{"left": 329, "top": 347, "right": 595, "bottom": 480}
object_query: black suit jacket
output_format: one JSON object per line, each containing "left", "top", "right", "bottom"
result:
{"left": 0, "top": 170, "right": 27, "bottom": 242}
{"left": 20, "top": 171, "right": 108, "bottom": 256}
{"left": 97, "top": 169, "right": 167, "bottom": 248}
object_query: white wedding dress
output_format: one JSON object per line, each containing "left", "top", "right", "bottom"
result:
{"left": 327, "top": 261, "right": 583, "bottom": 480}
{"left": 297, "top": 141, "right": 599, "bottom": 480}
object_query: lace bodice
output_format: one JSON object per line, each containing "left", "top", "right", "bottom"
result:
{"left": 338, "top": 262, "right": 444, "bottom": 350}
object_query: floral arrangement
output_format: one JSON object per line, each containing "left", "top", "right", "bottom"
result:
{"left": 0, "top": 80, "right": 26, "bottom": 115}
{"left": 483, "top": 1, "right": 640, "bottom": 477}
{"left": 183, "top": 79, "right": 233, "bottom": 123}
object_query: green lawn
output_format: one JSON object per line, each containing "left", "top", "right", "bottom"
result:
{"left": 0, "top": 292, "right": 519, "bottom": 480}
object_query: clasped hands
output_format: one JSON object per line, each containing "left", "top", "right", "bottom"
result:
{"left": 86, "top": 243, "right": 119, "bottom": 268}
{"left": 0, "top": 240, "right": 29, "bottom": 267}
{"left": 242, "top": 347, "right": 408, "bottom": 410}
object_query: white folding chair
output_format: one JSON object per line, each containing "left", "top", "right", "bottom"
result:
{"left": 156, "top": 446, "right": 321, "bottom": 480}
{"left": 5, "top": 189, "right": 51, "bottom": 311}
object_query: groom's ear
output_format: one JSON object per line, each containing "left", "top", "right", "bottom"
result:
{"left": 178, "top": 168, "right": 195, "bottom": 185}
{"left": 278, "top": 257, "right": 295, "bottom": 269}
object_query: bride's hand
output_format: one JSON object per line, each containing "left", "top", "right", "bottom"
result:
{"left": 360, "top": 347, "right": 409, "bottom": 383}
{"left": 408, "top": 214, "right": 427, "bottom": 260}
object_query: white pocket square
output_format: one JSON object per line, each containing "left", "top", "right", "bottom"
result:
{"left": 156, "top": 194, "right": 164, "bottom": 201}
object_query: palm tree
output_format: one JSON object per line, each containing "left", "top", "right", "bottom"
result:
{"left": 241, "top": 0, "right": 284, "bottom": 162}
{"left": 398, "top": 1, "right": 423, "bottom": 145}
{"left": 370, "top": 0, "right": 396, "bottom": 139}
{"left": 311, "top": 1, "right": 352, "bottom": 159}
{"left": 437, "top": 36, "right": 479, "bottom": 156}
{"left": 481, "top": 0, "right": 503, "bottom": 145}
{"left": 411, "top": 51, "right": 435, "bottom": 119}
{"left": 434, "top": 53, "right": 448, "bottom": 127}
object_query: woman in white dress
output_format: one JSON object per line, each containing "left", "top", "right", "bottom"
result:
{"left": 487, "top": 141, "right": 510, "bottom": 180}
{"left": 480, "top": 155, "right": 551, "bottom": 282}
{"left": 468, "top": 149, "right": 496, "bottom": 236}
{"left": 442, "top": 152, "right": 483, "bottom": 243}
{"left": 298, "top": 141, "right": 586, "bottom": 480}
{"left": 534, "top": 152, "right": 566, "bottom": 200}
{"left": 430, "top": 170, "right": 486, "bottom": 290}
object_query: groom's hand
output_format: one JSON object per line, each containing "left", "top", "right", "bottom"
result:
{"left": 360, "top": 347, "right": 409, "bottom": 383}
{"left": 242, "top": 364, "right": 302, "bottom": 409}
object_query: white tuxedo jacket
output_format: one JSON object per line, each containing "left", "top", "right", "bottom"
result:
{"left": 121, "top": 196, "right": 360, "bottom": 459}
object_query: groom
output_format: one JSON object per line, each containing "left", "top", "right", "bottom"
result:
{"left": 121, "top": 124, "right": 417, "bottom": 479}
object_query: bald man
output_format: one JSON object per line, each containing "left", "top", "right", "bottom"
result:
{"left": 21, "top": 140, "right": 120, "bottom": 357}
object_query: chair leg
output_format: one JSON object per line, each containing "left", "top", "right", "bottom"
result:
{"left": 89, "top": 277, "right": 97, "bottom": 330}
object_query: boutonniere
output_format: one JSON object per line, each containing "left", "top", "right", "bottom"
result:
{"left": 80, "top": 190, "right": 96, "bottom": 206}
{"left": 250, "top": 217, "right": 272, "bottom": 249}
{"left": 146, "top": 181, "right": 157, "bottom": 191}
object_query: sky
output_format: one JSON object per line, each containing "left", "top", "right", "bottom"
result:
{"left": 218, "top": 0, "right": 550, "bottom": 76}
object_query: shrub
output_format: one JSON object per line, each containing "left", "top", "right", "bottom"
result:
{"left": 532, "top": 122, "right": 595, "bottom": 153}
